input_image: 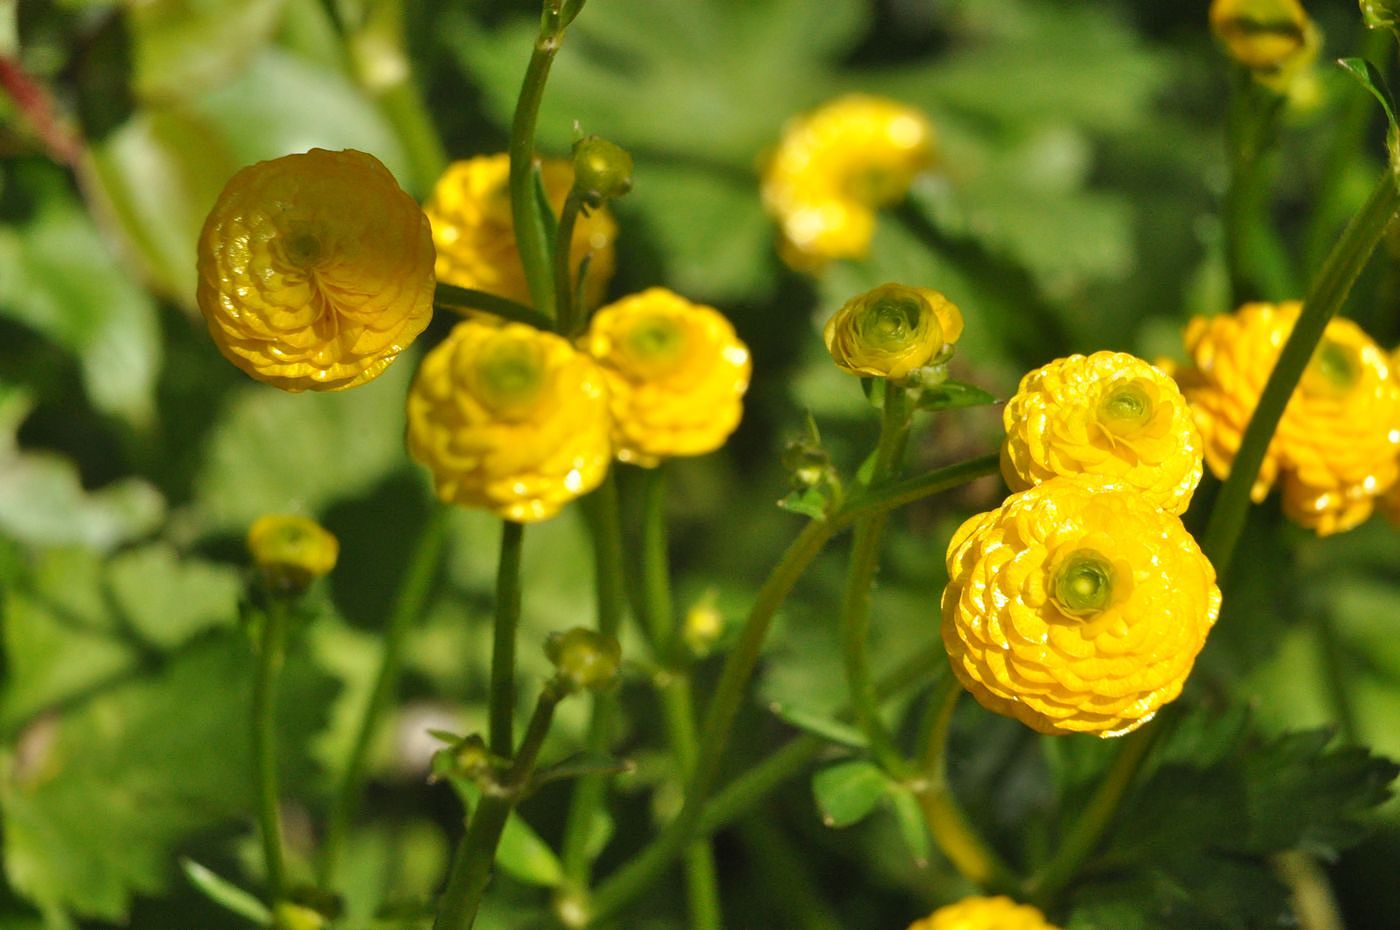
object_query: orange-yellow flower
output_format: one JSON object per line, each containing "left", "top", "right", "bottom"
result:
{"left": 908, "top": 896, "right": 1062, "bottom": 930}
{"left": 582, "top": 288, "right": 751, "bottom": 466}
{"left": 1176, "top": 302, "right": 1400, "bottom": 535}
{"left": 762, "top": 95, "right": 934, "bottom": 271}
{"left": 424, "top": 154, "right": 617, "bottom": 310}
{"left": 247, "top": 514, "right": 339, "bottom": 592}
{"left": 942, "top": 476, "right": 1220, "bottom": 737}
{"left": 197, "top": 148, "right": 434, "bottom": 392}
{"left": 406, "top": 320, "right": 612, "bottom": 522}
{"left": 1001, "top": 352, "right": 1203, "bottom": 514}
{"left": 824, "top": 283, "right": 963, "bottom": 381}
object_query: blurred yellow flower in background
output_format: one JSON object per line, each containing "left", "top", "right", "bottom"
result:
{"left": 823, "top": 283, "right": 963, "bottom": 381}
{"left": 762, "top": 95, "right": 934, "bottom": 271}
{"left": 425, "top": 154, "right": 618, "bottom": 310}
{"left": 197, "top": 148, "right": 435, "bottom": 392}
{"left": 1209, "top": 0, "right": 1319, "bottom": 93}
{"left": 907, "top": 896, "right": 1062, "bottom": 930}
{"left": 1175, "top": 302, "right": 1400, "bottom": 535}
{"left": 406, "top": 319, "right": 612, "bottom": 522}
{"left": 942, "top": 476, "right": 1220, "bottom": 737}
{"left": 1001, "top": 352, "right": 1203, "bottom": 514}
{"left": 582, "top": 288, "right": 751, "bottom": 466}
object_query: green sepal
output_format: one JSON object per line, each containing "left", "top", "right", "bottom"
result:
{"left": 1338, "top": 58, "right": 1400, "bottom": 168}
{"left": 180, "top": 858, "right": 272, "bottom": 925}
{"left": 914, "top": 380, "right": 998, "bottom": 412}
{"left": 777, "top": 486, "right": 831, "bottom": 520}
{"left": 768, "top": 701, "right": 869, "bottom": 750}
{"left": 812, "top": 759, "right": 892, "bottom": 828}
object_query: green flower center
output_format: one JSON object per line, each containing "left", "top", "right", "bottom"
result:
{"left": 284, "top": 228, "right": 324, "bottom": 267}
{"left": 1098, "top": 382, "right": 1155, "bottom": 437}
{"left": 621, "top": 313, "right": 689, "bottom": 376}
{"left": 857, "top": 294, "right": 928, "bottom": 352}
{"left": 1305, "top": 339, "right": 1360, "bottom": 393}
{"left": 1051, "top": 549, "right": 1117, "bottom": 619}
{"left": 474, "top": 338, "right": 547, "bottom": 416}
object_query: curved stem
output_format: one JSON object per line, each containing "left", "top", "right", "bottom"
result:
{"left": 435, "top": 284, "right": 555, "bottom": 330}
{"left": 561, "top": 475, "right": 627, "bottom": 885}
{"left": 433, "top": 685, "right": 563, "bottom": 930}
{"left": 916, "top": 676, "right": 1018, "bottom": 890}
{"left": 1023, "top": 722, "right": 1162, "bottom": 903}
{"left": 554, "top": 190, "right": 584, "bottom": 333}
{"left": 490, "top": 521, "right": 526, "bottom": 758}
{"left": 834, "top": 453, "right": 1002, "bottom": 530}
{"left": 1202, "top": 170, "right": 1400, "bottom": 577}
{"left": 319, "top": 507, "right": 447, "bottom": 889}
{"left": 252, "top": 599, "right": 289, "bottom": 900}
{"left": 508, "top": 14, "right": 564, "bottom": 315}
{"left": 840, "top": 383, "right": 913, "bottom": 775}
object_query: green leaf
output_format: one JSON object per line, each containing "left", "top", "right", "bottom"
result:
{"left": 495, "top": 812, "right": 566, "bottom": 888}
{"left": 768, "top": 702, "right": 867, "bottom": 750}
{"left": 180, "top": 859, "right": 271, "bottom": 925}
{"left": 914, "top": 380, "right": 998, "bottom": 412}
{"left": 889, "top": 787, "right": 932, "bottom": 868}
{"left": 0, "top": 453, "right": 164, "bottom": 553}
{"left": 0, "top": 164, "right": 163, "bottom": 425}
{"left": 776, "top": 487, "right": 830, "bottom": 520}
{"left": 1338, "top": 57, "right": 1399, "bottom": 139}
{"left": 811, "top": 759, "right": 890, "bottom": 828}
{"left": 128, "top": 0, "right": 291, "bottom": 103}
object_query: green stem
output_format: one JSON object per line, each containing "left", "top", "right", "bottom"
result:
{"left": 1274, "top": 851, "right": 1347, "bottom": 930}
{"left": 490, "top": 521, "right": 526, "bottom": 758}
{"left": 435, "top": 284, "right": 555, "bottom": 330}
{"left": 433, "top": 685, "right": 563, "bottom": 930}
{"left": 1315, "top": 608, "right": 1361, "bottom": 745}
{"left": 1224, "top": 71, "right": 1292, "bottom": 303}
{"left": 508, "top": 8, "right": 565, "bottom": 315}
{"left": 561, "top": 475, "right": 627, "bottom": 885}
{"left": 554, "top": 190, "right": 584, "bottom": 333}
{"left": 1202, "top": 170, "right": 1400, "bottom": 577}
{"left": 252, "top": 599, "right": 289, "bottom": 900}
{"left": 840, "top": 383, "right": 912, "bottom": 776}
{"left": 834, "top": 453, "right": 1002, "bottom": 529}
{"left": 318, "top": 508, "right": 447, "bottom": 889}
{"left": 916, "top": 676, "right": 1018, "bottom": 890}
{"left": 1022, "top": 721, "right": 1162, "bottom": 903}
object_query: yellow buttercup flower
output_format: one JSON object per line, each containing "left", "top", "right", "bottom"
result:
{"left": 762, "top": 95, "right": 934, "bottom": 271}
{"left": 1209, "top": 0, "right": 1319, "bottom": 92}
{"left": 406, "top": 320, "right": 612, "bottom": 522}
{"left": 942, "top": 476, "right": 1220, "bottom": 737}
{"left": 247, "top": 514, "right": 339, "bottom": 592}
{"left": 197, "top": 149, "right": 435, "bottom": 392}
{"left": 1175, "top": 302, "right": 1400, "bottom": 535}
{"left": 824, "top": 283, "right": 963, "bottom": 381}
{"left": 425, "top": 154, "right": 618, "bottom": 310}
{"left": 908, "top": 896, "right": 1062, "bottom": 930}
{"left": 1001, "top": 352, "right": 1204, "bottom": 514}
{"left": 582, "top": 288, "right": 751, "bottom": 467}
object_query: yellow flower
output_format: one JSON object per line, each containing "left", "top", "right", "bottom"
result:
{"left": 424, "top": 154, "right": 618, "bottom": 310}
{"left": 582, "top": 288, "right": 751, "bottom": 466}
{"left": 1209, "top": 0, "right": 1319, "bottom": 92}
{"left": 908, "top": 896, "right": 1062, "bottom": 930}
{"left": 197, "top": 148, "right": 435, "bottom": 392}
{"left": 1001, "top": 352, "right": 1204, "bottom": 514}
{"left": 762, "top": 95, "right": 934, "bottom": 271}
{"left": 942, "top": 476, "right": 1220, "bottom": 737}
{"left": 1175, "top": 302, "right": 1400, "bottom": 535}
{"left": 406, "top": 319, "right": 612, "bottom": 522}
{"left": 824, "top": 283, "right": 963, "bottom": 381}
{"left": 247, "top": 515, "right": 339, "bottom": 592}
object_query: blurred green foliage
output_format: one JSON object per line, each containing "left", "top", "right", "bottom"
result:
{"left": 2, "top": 1, "right": 1400, "bottom": 928}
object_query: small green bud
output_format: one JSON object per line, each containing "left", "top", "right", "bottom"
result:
{"left": 682, "top": 591, "right": 726, "bottom": 657}
{"left": 546, "top": 627, "right": 622, "bottom": 692}
{"left": 429, "top": 733, "right": 493, "bottom": 783}
{"left": 274, "top": 902, "right": 326, "bottom": 930}
{"left": 1362, "top": 0, "right": 1400, "bottom": 30}
{"left": 572, "top": 136, "right": 633, "bottom": 203}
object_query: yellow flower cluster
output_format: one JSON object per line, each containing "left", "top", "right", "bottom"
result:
{"left": 196, "top": 148, "right": 435, "bottom": 392}
{"left": 1174, "top": 302, "right": 1400, "bottom": 535}
{"left": 942, "top": 477, "right": 1221, "bottom": 737}
{"left": 907, "top": 896, "right": 1062, "bottom": 930}
{"left": 406, "top": 320, "right": 612, "bottom": 523}
{"left": 824, "top": 283, "right": 964, "bottom": 381}
{"left": 247, "top": 514, "right": 339, "bottom": 592}
{"left": 1001, "top": 352, "right": 1203, "bottom": 514}
{"left": 583, "top": 288, "right": 752, "bottom": 467}
{"left": 424, "top": 154, "right": 618, "bottom": 310}
{"left": 762, "top": 95, "right": 934, "bottom": 271}
{"left": 1209, "top": 0, "right": 1318, "bottom": 92}
{"left": 407, "top": 289, "right": 751, "bottom": 519}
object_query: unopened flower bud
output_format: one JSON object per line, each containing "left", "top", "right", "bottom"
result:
{"left": 573, "top": 136, "right": 633, "bottom": 203}
{"left": 546, "top": 628, "right": 621, "bottom": 692}
{"left": 274, "top": 902, "right": 326, "bottom": 930}
{"left": 683, "top": 593, "right": 726, "bottom": 657}
{"left": 1209, "top": 0, "right": 1319, "bottom": 92}
{"left": 1362, "top": 0, "right": 1400, "bottom": 31}
{"left": 430, "top": 732, "right": 492, "bottom": 783}
{"left": 247, "top": 515, "right": 338, "bottom": 594}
